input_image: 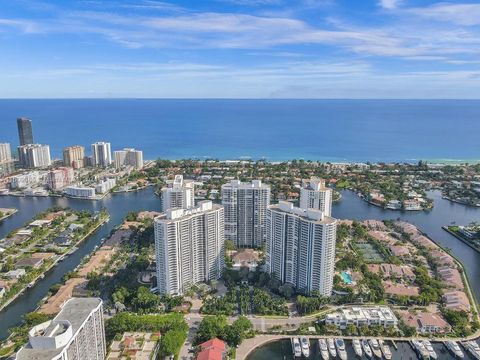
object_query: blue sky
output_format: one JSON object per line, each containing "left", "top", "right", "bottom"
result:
{"left": 0, "top": 0, "right": 480, "bottom": 98}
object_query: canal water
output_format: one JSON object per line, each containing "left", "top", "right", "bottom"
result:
{"left": 0, "top": 188, "right": 161, "bottom": 340}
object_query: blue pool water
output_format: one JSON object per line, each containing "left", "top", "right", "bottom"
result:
{"left": 341, "top": 271, "right": 353, "bottom": 284}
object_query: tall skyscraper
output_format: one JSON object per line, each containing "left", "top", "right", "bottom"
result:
{"left": 265, "top": 201, "right": 337, "bottom": 296}
{"left": 0, "top": 143, "right": 12, "bottom": 164}
{"left": 15, "top": 298, "right": 106, "bottom": 360}
{"left": 299, "top": 177, "right": 333, "bottom": 216}
{"left": 221, "top": 179, "right": 270, "bottom": 248}
{"left": 18, "top": 144, "right": 51, "bottom": 168}
{"left": 91, "top": 142, "right": 112, "bottom": 167}
{"left": 17, "top": 117, "right": 34, "bottom": 146}
{"left": 155, "top": 201, "right": 224, "bottom": 295}
{"left": 161, "top": 175, "right": 195, "bottom": 211}
{"left": 63, "top": 145, "right": 85, "bottom": 168}
{"left": 114, "top": 148, "right": 144, "bottom": 169}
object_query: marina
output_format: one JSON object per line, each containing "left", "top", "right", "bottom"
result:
{"left": 250, "top": 338, "right": 479, "bottom": 359}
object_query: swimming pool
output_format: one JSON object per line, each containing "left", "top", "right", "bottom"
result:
{"left": 341, "top": 271, "right": 353, "bottom": 285}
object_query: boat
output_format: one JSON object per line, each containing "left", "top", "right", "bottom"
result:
{"left": 335, "top": 338, "right": 348, "bottom": 360}
{"left": 361, "top": 339, "right": 373, "bottom": 358}
{"left": 327, "top": 338, "right": 337, "bottom": 358}
{"left": 318, "top": 339, "right": 330, "bottom": 360}
{"left": 352, "top": 339, "right": 363, "bottom": 358}
{"left": 412, "top": 340, "right": 430, "bottom": 360}
{"left": 463, "top": 341, "right": 480, "bottom": 360}
{"left": 423, "top": 340, "right": 437, "bottom": 359}
{"left": 445, "top": 340, "right": 464, "bottom": 358}
{"left": 291, "top": 338, "right": 302, "bottom": 358}
{"left": 300, "top": 337, "right": 310, "bottom": 358}
{"left": 378, "top": 340, "right": 392, "bottom": 360}
{"left": 368, "top": 339, "right": 383, "bottom": 359}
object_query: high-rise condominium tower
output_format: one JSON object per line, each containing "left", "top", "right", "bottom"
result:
{"left": 18, "top": 144, "right": 51, "bottom": 168}
{"left": 0, "top": 143, "right": 12, "bottom": 164}
{"left": 161, "top": 175, "right": 194, "bottom": 211}
{"left": 114, "top": 148, "right": 144, "bottom": 170}
{"left": 221, "top": 179, "right": 270, "bottom": 248}
{"left": 63, "top": 145, "right": 85, "bottom": 168}
{"left": 17, "top": 117, "right": 34, "bottom": 146}
{"left": 15, "top": 298, "right": 106, "bottom": 360}
{"left": 299, "top": 178, "right": 332, "bottom": 216}
{"left": 155, "top": 201, "right": 224, "bottom": 295}
{"left": 266, "top": 201, "right": 337, "bottom": 296}
{"left": 91, "top": 142, "right": 112, "bottom": 167}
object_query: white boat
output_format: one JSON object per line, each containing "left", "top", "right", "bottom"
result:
{"left": 423, "top": 340, "right": 437, "bottom": 359}
{"left": 353, "top": 339, "right": 363, "bottom": 358}
{"left": 445, "top": 340, "right": 464, "bottom": 358}
{"left": 335, "top": 338, "right": 348, "bottom": 360}
{"left": 412, "top": 340, "right": 430, "bottom": 360}
{"left": 318, "top": 339, "right": 330, "bottom": 360}
{"left": 291, "top": 338, "right": 302, "bottom": 358}
{"left": 368, "top": 339, "right": 383, "bottom": 359}
{"left": 300, "top": 337, "right": 310, "bottom": 358}
{"left": 327, "top": 338, "right": 337, "bottom": 358}
{"left": 362, "top": 339, "right": 373, "bottom": 358}
{"left": 463, "top": 341, "right": 480, "bottom": 360}
{"left": 378, "top": 340, "right": 392, "bottom": 360}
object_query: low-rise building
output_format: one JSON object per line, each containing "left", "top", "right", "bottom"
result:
{"left": 399, "top": 311, "right": 451, "bottom": 334}
{"left": 65, "top": 186, "right": 96, "bottom": 199}
{"left": 15, "top": 257, "right": 44, "bottom": 269}
{"left": 367, "top": 264, "right": 416, "bottom": 280}
{"left": 437, "top": 266, "right": 464, "bottom": 290}
{"left": 383, "top": 281, "right": 420, "bottom": 297}
{"left": 197, "top": 338, "right": 227, "bottom": 360}
{"left": 96, "top": 178, "right": 116, "bottom": 194}
{"left": 325, "top": 306, "right": 398, "bottom": 329}
{"left": 5, "top": 269, "right": 26, "bottom": 279}
{"left": 443, "top": 290, "right": 471, "bottom": 312}
{"left": 107, "top": 332, "right": 160, "bottom": 360}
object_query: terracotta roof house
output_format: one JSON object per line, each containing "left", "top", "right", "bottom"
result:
{"left": 197, "top": 338, "right": 227, "bottom": 360}
{"left": 399, "top": 311, "right": 451, "bottom": 334}
{"left": 443, "top": 290, "right": 471, "bottom": 312}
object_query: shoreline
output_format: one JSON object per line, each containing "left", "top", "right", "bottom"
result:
{"left": 442, "top": 226, "right": 480, "bottom": 254}
{"left": 0, "top": 214, "right": 109, "bottom": 313}
{"left": 442, "top": 196, "right": 480, "bottom": 208}
{"left": 0, "top": 209, "right": 18, "bottom": 222}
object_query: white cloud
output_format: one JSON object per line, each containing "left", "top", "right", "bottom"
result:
{"left": 379, "top": 0, "right": 402, "bottom": 10}
{"left": 407, "top": 3, "right": 480, "bottom": 26}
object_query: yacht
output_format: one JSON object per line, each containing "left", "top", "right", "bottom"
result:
{"left": 445, "top": 340, "right": 464, "bottom": 358}
{"left": 352, "top": 339, "right": 363, "bottom": 358}
{"left": 412, "top": 340, "right": 430, "bottom": 360}
{"left": 362, "top": 339, "right": 373, "bottom": 358}
{"left": 423, "top": 340, "right": 437, "bottom": 359}
{"left": 327, "top": 338, "right": 337, "bottom": 358}
{"left": 318, "top": 339, "right": 330, "bottom": 360}
{"left": 300, "top": 337, "right": 310, "bottom": 358}
{"left": 368, "top": 339, "right": 383, "bottom": 359}
{"left": 463, "top": 341, "right": 480, "bottom": 360}
{"left": 335, "top": 338, "right": 348, "bottom": 360}
{"left": 378, "top": 340, "right": 392, "bottom": 360}
{"left": 291, "top": 338, "right": 302, "bottom": 358}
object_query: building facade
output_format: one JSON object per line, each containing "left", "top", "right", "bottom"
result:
{"left": 299, "top": 178, "right": 332, "bottom": 216}
{"left": 63, "top": 146, "right": 85, "bottom": 168}
{"left": 95, "top": 178, "right": 116, "bottom": 194}
{"left": 91, "top": 142, "right": 112, "bottom": 167}
{"left": 16, "top": 298, "right": 106, "bottom": 360}
{"left": 221, "top": 180, "right": 270, "bottom": 248}
{"left": 0, "top": 143, "right": 12, "bottom": 164}
{"left": 18, "top": 144, "right": 51, "bottom": 168}
{"left": 17, "top": 117, "right": 34, "bottom": 146}
{"left": 161, "top": 175, "right": 195, "bottom": 211}
{"left": 266, "top": 201, "right": 337, "bottom": 296}
{"left": 155, "top": 201, "right": 224, "bottom": 295}
{"left": 48, "top": 167, "right": 75, "bottom": 190}
{"left": 114, "top": 148, "right": 144, "bottom": 169}
{"left": 65, "top": 186, "right": 96, "bottom": 198}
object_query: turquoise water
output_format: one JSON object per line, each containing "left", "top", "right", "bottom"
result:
{"left": 340, "top": 271, "right": 353, "bottom": 285}
{"left": 1, "top": 99, "right": 480, "bottom": 162}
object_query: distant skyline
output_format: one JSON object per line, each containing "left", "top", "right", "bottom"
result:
{"left": 1, "top": 0, "right": 480, "bottom": 98}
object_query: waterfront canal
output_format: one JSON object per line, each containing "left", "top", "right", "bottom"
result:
{"left": 1, "top": 188, "right": 479, "bottom": 345}
{"left": 0, "top": 188, "right": 161, "bottom": 340}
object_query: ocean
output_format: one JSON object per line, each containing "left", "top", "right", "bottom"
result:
{"left": 0, "top": 99, "right": 479, "bottom": 163}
